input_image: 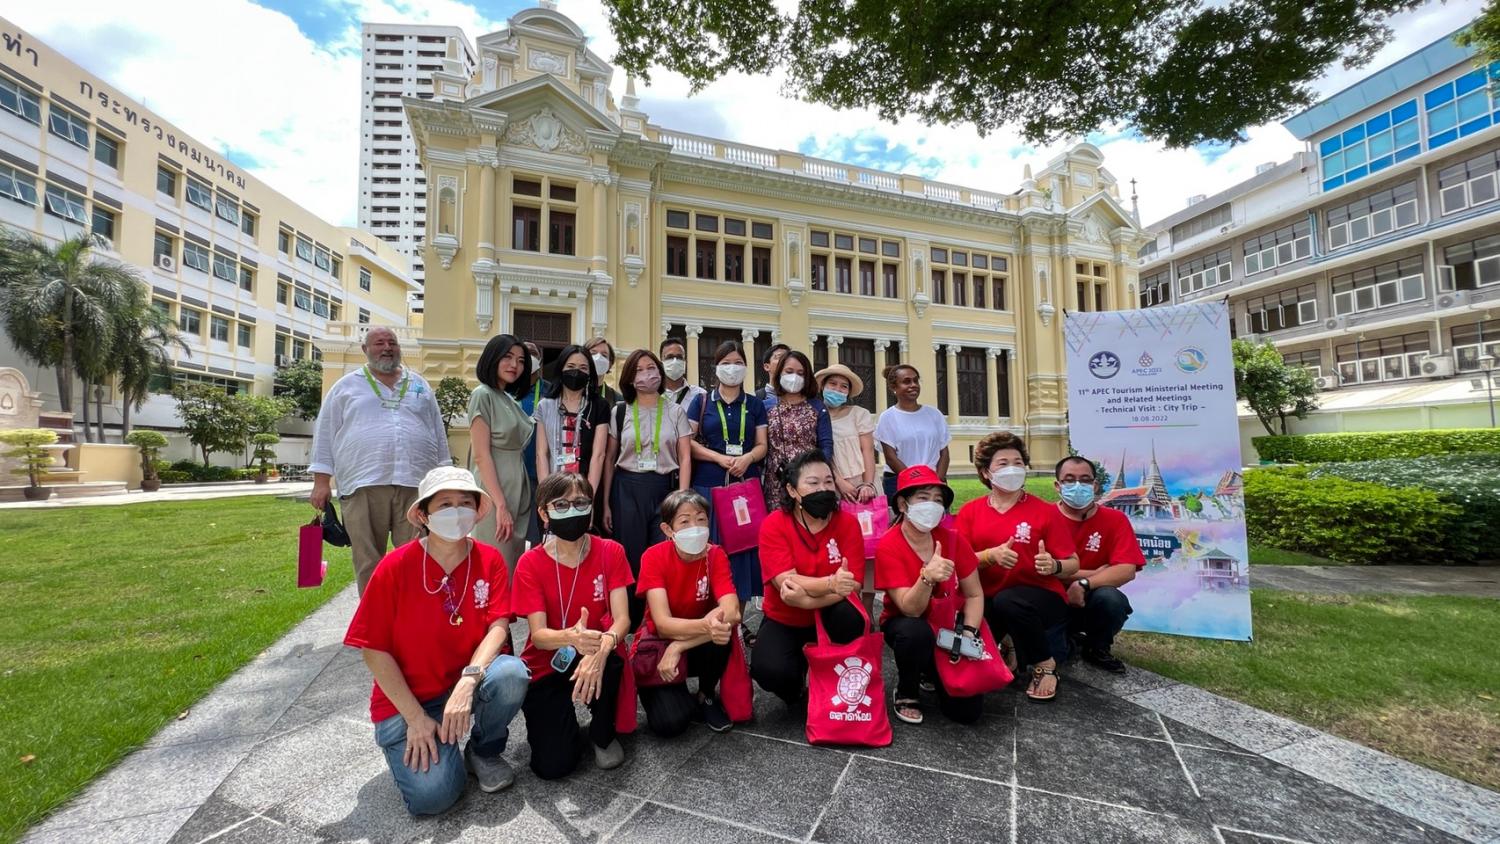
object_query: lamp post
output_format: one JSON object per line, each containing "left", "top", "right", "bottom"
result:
{"left": 1482, "top": 354, "right": 1498, "bottom": 428}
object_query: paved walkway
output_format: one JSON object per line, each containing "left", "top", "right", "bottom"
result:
{"left": 1251, "top": 565, "right": 1500, "bottom": 599}
{"left": 0, "top": 482, "right": 313, "bottom": 510}
{"left": 23, "top": 586, "right": 1500, "bottom": 844}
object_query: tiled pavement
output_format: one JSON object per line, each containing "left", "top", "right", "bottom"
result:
{"left": 23, "top": 587, "right": 1500, "bottom": 844}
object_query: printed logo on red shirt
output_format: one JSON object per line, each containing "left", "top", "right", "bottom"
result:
{"left": 827, "top": 538, "right": 847, "bottom": 565}
{"left": 474, "top": 579, "right": 490, "bottom": 609}
{"left": 695, "top": 575, "right": 710, "bottom": 601}
{"left": 1085, "top": 532, "right": 1102, "bottom": 553}
{"left": 592, "top": 574, "right": 605, "bottom": 602}
{"left": 1013, "top": 521, "right": 1033, "bottom": 544}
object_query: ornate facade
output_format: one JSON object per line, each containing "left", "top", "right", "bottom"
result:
{"left": 326, "top": 4, "right": 1148, "bottom": 465}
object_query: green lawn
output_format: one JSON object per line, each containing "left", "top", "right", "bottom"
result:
{"left": 1116, "top": 591, "right": 1500, "bottom": 792}
{"left": 0, "top": 497, "right": 353, "bottom": 843}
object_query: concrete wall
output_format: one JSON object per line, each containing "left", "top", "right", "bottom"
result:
{"left": 67, "top": 443, "right": 144, "bottom": 488}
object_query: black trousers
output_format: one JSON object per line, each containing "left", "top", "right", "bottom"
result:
{"left": 986, "top": 585, "right": 1068, "bottom": 670}
{"left": 751, "top": 601, "right": 865, "bottom": 705}
{"left": 610, "top": 470, "right": 672, "bottom": 630}
{"left": 882, "top": 616, "right": 984, "bottom": 724}
{"left": 638, "top": 641, "right": 732, "bottom": 737}
{"left": 1066, "top": 585, "right": 1134, "bottom": 651}
{"left": 521, "top": 652, "right": 624, "bottom": 780}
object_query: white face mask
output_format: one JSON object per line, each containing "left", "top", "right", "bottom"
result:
{"left": 671, "top": 525, "right": 710, "bottom": 556}
{"left": 716, "top": 363, "right": 747, "bottom": 386}
{"left": 663, "top": 358, "right": 687, "bottom": 381}
{"left": 592, "top": 353, "right": 611, "bottom": 376}
{"left": 530, "top": 356, "right": 542, "bottom": 374}
{"left": 990, "top": 466, "right": 1027, "bottom": 493}
{"left": 427, "top": 506, "right": 477, "bottom": 541}
{"left": 779, "top": 372, "right": 805, "bottom": 394}
{"left": 906, "top": 500, "right": 946, "bottom": 532}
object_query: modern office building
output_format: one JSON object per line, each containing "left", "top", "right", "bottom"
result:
{"left": 1139, "top": 26, "right": 1499, "bottom": 437}
{"left": 0, "top": 16, "right": 416, "bottom": 440}
{"left": 359, "top": 23, "right": 476, "bottom": 312}
{"left": 319, "top": 3, "right": 1150, "bottom": 466}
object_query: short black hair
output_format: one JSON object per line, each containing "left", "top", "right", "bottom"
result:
{"left": 545, "top": 343, "right": 597, "bottom": 400}
{"left": 771, "top": 350, "right": 819, "bottom": 400}
{"left": 659, "top": 489, "right": 709, "bottom": 525}
{"left": 779, "top": 449, "right": 832, "bottom": 513}
{"left": 1054, "top": 455, "right": 1096, "bottom": 480}
{"left": 711, "top": 340, "right": 744, "bottom": 366}
{"left": 476, "top": 334, "right": 530, "bottom": 397}
{"left": 761, "top": 342, "right": 791, "bottom": 366}
{"left": 659, "top": 336, "right": 687, "bottom": 356}
{"left": 620, "top": 349, "right": 665, "bottom": 404}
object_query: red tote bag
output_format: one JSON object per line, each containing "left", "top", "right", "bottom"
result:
{"left": 927, "top": 581, "right": 1012, "bottom": 697}
{"left": 604, "top": 614, "right": 639, "bottom": 735}
{"left": 712, "top": 478, "right": 766, "bottom": 555}
{"left": 841, "top": 499, "right": 889, "bottom": 561}
{"left": 297, "top": 515, "right": 326, "bottom": 588}
{"left": 803, "top": 599, "right": 892, "bottom": 748}
{"left": 719, "top": 627, "right": 754, "bottom": 723}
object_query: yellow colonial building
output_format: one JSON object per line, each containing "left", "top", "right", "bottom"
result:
{"left": 0, "top": 16, "right": 414, "bottom": 446}
{"left": 352, "top": 4, "right": 1147, "bottom": 466}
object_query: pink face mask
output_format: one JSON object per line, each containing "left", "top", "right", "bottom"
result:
{"left": 634, "top": 370, "right": 661, "bottom": 391}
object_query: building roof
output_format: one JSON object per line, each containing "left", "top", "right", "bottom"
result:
{"left": 1143, "top": 153, "right": 1309, "bottom": 233}
{"left": 1281, "top": 26, "right": 1474, "bottom": 141}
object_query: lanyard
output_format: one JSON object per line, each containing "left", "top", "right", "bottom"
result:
{"left": 715, "top": 394, "right": 748, "bottom": 448}
{"left": 363, "top": 367, "right": 409, "bottom": 408}
{"left": 531, "top": 380, "right": 542, "bottom": 406}
{"left": 554, "top": 538, "right": 587, "bottom": 628}
{"left": 632, "top": 401, "right": 664, "bottom": 455}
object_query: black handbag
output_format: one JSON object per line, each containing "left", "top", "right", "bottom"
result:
{"left": 322, "top": 500, "right": 351, "bottom": 547}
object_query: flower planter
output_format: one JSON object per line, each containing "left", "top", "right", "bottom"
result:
{"left": 141, "top": 479, "right": 162, "bottom": 492}
{"left": 22, "top": 486, "right": 51, "bottom": 501}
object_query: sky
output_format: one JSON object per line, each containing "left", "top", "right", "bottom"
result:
{"left": 6, "top": 0, "right": 1488, "bottom": 230}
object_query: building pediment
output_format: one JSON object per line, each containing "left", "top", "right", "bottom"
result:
{"left": 1067, "top": 190, "right": 1143, "bottom": 247}
{"left": 468, "top": 74, "right": 618, "bottom": 139}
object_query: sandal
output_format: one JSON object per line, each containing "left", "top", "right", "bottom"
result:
{"left": 740, "top": 622, "right": 758, "bottom": 650}
{"left": 1000, "top": 636, "right": 1018, "bottom": 675}
{"left": 892, "top": 694, "right": 924, "bottom": 724}
{"left": 1026, "top": 664, "right": 1058, "bottom": 703}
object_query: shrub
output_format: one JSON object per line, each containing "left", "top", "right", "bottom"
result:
{"left": 1311, "top": 454, "right": 1500, "bottom": 562}
{"left": 1244, "top": 468, "right": 1461, "bottom": 564}
{"left": 164, "top": 460, "right": 239, "bottom": 482}
{"left": 1253, "top": 429, "right": 1500, "bottom": 463}
{"left": 157, "top": 470, "right": 192, "bottom": 484}
{"left": 0, "top": 428, "right": 59, "bottom": 488}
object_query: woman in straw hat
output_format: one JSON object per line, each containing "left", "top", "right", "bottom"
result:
{"left": 815, "top": 364, "right": 878, "bottom": 505}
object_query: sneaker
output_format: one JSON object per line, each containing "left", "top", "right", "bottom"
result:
{"left": 593, "top": 738, "right": 625, "bottom": 770}
{"left": 1082, "top": 647, "right": 1127, "bottom": 674}
{"left": 701, "top": 698, "right": 733, "bottom": 733}
{"left": 464, "top": 744, "right": 516, "bottom": 793}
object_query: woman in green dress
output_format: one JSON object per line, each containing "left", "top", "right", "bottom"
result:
{"left": 469, "top": 334, "right": 536, "bottom": 570}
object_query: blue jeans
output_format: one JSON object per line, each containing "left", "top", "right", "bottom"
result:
{"left": 373, "top": 655, "right": 529, "bottom": 816}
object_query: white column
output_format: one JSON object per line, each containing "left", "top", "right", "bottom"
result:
{"left": 985, "top": 347, "right": 1000, "bottom": 426}
{"left": 944, "top": 343, "right": 960, "bottom": 423}
{"left": 827, "top": 334, "right": 844, "bottom": 366}
{"left": 685, "top": 323, "right": 703, "bottom": 380}
{"left": 874, "top": 339, "right": 890, "bottom": 413}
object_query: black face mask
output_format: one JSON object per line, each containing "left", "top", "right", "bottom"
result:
{"left": 799, "top": 490, "right": 839, "bottom": 520}
{"left": 549, "top": 512, "right": 591, "bottom": 541}
{"left": 559, "top": 369, "right": 590, "bottom": 392}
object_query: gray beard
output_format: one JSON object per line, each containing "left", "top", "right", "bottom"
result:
{"left": 369, "top": 357, "right": 401, "bottom": 375}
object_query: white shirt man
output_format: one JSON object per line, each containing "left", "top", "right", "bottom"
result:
{"left": 309, "top": 327, "right": 450, "bottom": 593}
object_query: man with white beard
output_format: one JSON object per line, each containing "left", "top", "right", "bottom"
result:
{"left": 310, "top": 327, "right": 450, "bottom": 594}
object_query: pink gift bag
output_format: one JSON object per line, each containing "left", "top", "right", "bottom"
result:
{"left": 841, "top": 499, "right": 890, "bottom": 560}
{"left": 712, "top": 477, "right": 766, "bottom": 555}
{"left": 297, "top": 515, "right": 326, "bottom": 588}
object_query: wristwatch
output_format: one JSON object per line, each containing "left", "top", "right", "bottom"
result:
{"left": 459, "top": 664, "right": 483, "bottom": 682}
{"left": 1078, "top": 577, "right": 1092, "bottom": 593}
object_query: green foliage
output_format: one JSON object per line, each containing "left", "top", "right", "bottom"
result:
{"left": 171, "top": 384, "right": 243, "bottom": 465}
{"left": 274, "top": 358, "right": 324, "bottom": 421}
{"left": 1456, "top": 2, "right": 1500, "bottom": 66}
{"left": 1232, "top": 338, "right": 1319, "bottom": 436}
{"left": 251, "top": 432, "right": 280, "bottom": 476}
{"left": 156, "top": 469, "right": 191, "bottom": 484}
{"left": 235, "top": 394, "right": 293, "bottom": 438}
{"left": 1243, "top": 468, "right": 1460, "bottom": 564}
{"left": 436, "top": 376, "right": 470, "bottom": 434}
{"left": 1311, "top": 454, "right": 1500, "bottom": 562}
{"left": 1253, "top": 428, "right": 1500, "bottom": 463}
{"left": 602, "top": 0, "right": 1422, "bottom": 148}
{"left": 125, "top": 430, "right": 170, "bottom": 481}
{"left": 0, "top": 428, "right": 59, "bottom": 487}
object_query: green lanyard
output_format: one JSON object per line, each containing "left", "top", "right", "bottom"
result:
{"left": 631, "top": 401, "right": 664, "bottom": 456}
{"left": 715, "top": 395, "right": 748, "bottom": 449}
{"left": 531, "top": 380, "right": 541, "bottom": 406}
{"left": 363, "top": 367, "right": 409, "bottom": 409}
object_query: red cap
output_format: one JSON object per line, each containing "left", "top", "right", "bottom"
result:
{"left": 895, "top": 465, "right": 954, "bottom": 507}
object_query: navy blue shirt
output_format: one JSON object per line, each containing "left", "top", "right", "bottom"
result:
{"left": 519, "top": 379, "right": 549, "bottom": 482}
{"left": 686, "top": 390, "right": 768, "bottom": 487}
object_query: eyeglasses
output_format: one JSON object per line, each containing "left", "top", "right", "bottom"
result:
{"left": 547, "top": 498, "right": 593, "bottom": 516}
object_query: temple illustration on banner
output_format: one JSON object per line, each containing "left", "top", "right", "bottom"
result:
{"left": 1100, "top": 443, "right": 1245, "bottom": 523}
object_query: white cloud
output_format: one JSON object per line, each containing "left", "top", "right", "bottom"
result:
{"left": 6, "top": 0, "right": 1485, "bottom": 231}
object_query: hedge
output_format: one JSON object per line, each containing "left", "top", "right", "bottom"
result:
{"left": 1310, "top": 454, "right": 1500, "bottom": 562}
{"left": 1243, "top": 468, "right": 1462, "bottom": 564}
{"left": 1252, "top": 429, "right": 1500, "bottom": 463}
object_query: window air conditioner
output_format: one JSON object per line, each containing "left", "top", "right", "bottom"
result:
{"left": 1436, "top": 290, "right": 1469, "bottom": 310}
{"left": 1314, "top": 373, "right": 1341, "bottom": 391}
{"left": 1420, "top": 356, "right": 1455, "bottom": 378}
{"left": 156, "top": 254, "right": 176, "bottom": 272}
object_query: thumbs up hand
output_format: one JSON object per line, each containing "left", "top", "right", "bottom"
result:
{"left": 922, "top": 540, "right": 955, "bottom": 584}
{"left": 1034, "top": 539, "right": 1057, "bottom": 576}
{"left": 831, "top": 557, "right": 859, "bottom": 597}
{"left": 572, "top": 606, "right": 603, "bottom": 655}
{"left": 988, "top": 537, "right": 1018, "bottom": 570}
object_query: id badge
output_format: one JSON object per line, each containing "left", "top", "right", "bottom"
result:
{"left": 725, "top": 444, "right": 744, "bottom": 457}
{"left": 554, "top": 452, "right": 572, "bottom": 469}
{"left": 638, "top": 453, "right": 658, "bottom": 472}
{"left": 551, "top": 645, "right": 577, "bottom": 673}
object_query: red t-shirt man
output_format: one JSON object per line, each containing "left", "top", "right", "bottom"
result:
{"left": 636, "top": 540, "right": 735, "bottom": 635}
{"left": 511, "top": 537, "right": 635, "bottom": 682}
{"left": 1069, "top": 505, "right": 1146, "bottom": 573}
{"left": 873, "top": 523, "right": 979, "bottom": 625}
{"left": 955, "top": 493, "right": 1077, "bottom": 599}
{"left": 344, "top": 539, "right": 513, "bottom": 722}
{"left": 759, "top": 509, "right": 868, "bottom": 627}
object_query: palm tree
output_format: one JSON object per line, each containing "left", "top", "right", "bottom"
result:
{"left": 113, "top": 289, "right": 186, "bottom": 437}
{"left": 0, "top": 231, "right": 135, "bottom": 432}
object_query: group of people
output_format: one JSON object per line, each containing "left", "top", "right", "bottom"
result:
{"left": 310, "top": 326, "right": 1146, "bottom": 817}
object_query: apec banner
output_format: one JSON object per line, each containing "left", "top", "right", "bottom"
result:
{"left": 1063, "top": 302, "right": 1252, "bottom": 641}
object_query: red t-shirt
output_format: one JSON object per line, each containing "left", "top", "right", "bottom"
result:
{"left": 1068, "top": 505, "right": 1146, "bottom": 572}
{"left": 636, "top": 540, "right": 736, "bottom": 634}
{"left": 873, "top": 523, "right": 979, "bottom": 624}
{"left": 344, "top": 539, "right": 513, "bottom": 722}
{"left": 759, "top": 509, "right": 868, "bottom": 627}
{"left": 955, "top": 493, "right": 1077, "bottom": 598}
{"left": 511, "top": 537, "right": 634, "bottom": 683}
